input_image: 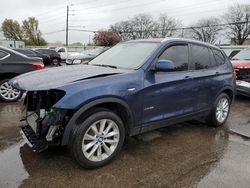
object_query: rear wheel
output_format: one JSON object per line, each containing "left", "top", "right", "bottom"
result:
{"left": 206, "top": 93, "right": 230, "bottom": 127}
{"left": 70, "top": 108, "right": 125, "bottom": 168}
{"left": 52, "top": 59, "right": 61, "bottom": 66}
{"left": 0, "top": 79, "right": 22, "bottom": 102}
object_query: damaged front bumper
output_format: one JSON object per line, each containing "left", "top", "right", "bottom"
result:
{"left": 20, "top": 125, "right": 48, "bottom": 152}
{"left": 20, "top": 90, "right": 71, "bottom": 152}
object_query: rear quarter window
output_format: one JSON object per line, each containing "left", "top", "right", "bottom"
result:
{"left": 212, "top": 49, "right": 225, "bottom": 65}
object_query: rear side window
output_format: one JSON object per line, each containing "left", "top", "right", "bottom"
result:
{"left": 0, "top": 51, "right": 8, "bottom": 59}
{"left": 212, "top": 49, "right": 225, "bottom": 65}
{"left": 190, "top": 44, "right": 211, "bottom": 70}
{"left": 17, "top": 49, "right": 34, "bottom": 55}
{"left": 159, "top": 44, "right": 189, "bottom": 71}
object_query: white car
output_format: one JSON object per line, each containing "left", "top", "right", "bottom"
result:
{"left": 55, "top": 47, "right": 83, "bottom": 61}
{"left": 66, "top": 47, "right": 110, "bottom": 65}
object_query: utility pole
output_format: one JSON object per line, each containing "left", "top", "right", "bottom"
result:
{"left": 66, "top": 5, "right": 69, "bottom": 46}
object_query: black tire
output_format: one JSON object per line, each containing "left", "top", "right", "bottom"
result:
{"left": 0, "top": 79, "right": 22, "bottom": 102}
{"left": 69, "top": 108, "right": 125, "bottom": 168}
{"left": 206, "top": 93, "right": 231, "bottom": 127}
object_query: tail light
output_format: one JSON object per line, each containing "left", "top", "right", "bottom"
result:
{"left": 30, "top": 62, "right": 45, "bottom": 70}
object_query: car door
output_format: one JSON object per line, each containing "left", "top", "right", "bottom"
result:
{"left": 142, "top": 43, "right": 199, "bottom": 125}
{"left": 189, "top": 44, "right": 223, "bottom": 111}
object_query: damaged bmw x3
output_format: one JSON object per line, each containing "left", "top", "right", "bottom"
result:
{"left": 11, "top": 38, "right": 235, "bottom": 168}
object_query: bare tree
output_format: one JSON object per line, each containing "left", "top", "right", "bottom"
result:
{"left": 155, "top": 13, "right": 181, "bottom": 38}
{"left": 189, "top": 17, "right": 221, "bottom": 44}
{"left": 131, "top": 14, "right": 157, "bottom": 39}
{"left": 223, "top": 4, "right": 250, "bottom": 45}
{"left": 110, "top": 14, "right": 157, "bottom": 40}
{"left": 110, "top": 21, "right": 136, "bottom": 40}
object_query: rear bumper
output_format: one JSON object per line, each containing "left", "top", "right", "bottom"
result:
{"left": 20, "top": 125, "right": 48, "bottom": 152}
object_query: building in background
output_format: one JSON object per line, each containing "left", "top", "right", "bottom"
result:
{"left": 0, "top": 39, "right": 25, "bottom": 48}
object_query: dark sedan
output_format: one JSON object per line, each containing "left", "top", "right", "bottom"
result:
{"left": 14, "top": 48, "right": 51, "bottom": 66}
{"left": 0, "top": 46, "right": 44, "bottom": 102}
{"left": 34, "top": 48, "right": 61, "bottom": 66}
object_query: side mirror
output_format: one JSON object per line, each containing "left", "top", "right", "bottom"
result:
{"left": 154, "top": 59, "right": 175, "bottom": 72}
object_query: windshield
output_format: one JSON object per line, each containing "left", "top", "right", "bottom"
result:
{"left": 232, "top": 49, "right": 250, "bottom": 60}
{"left": 88, "top": 42, "right": 159, "bottom": 69}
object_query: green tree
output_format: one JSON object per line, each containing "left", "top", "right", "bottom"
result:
{"left": 22, "top": 17, "right": 47, "bottom": 46}
{"left": 1, "top": 19, "right": 23, "bottom": 40}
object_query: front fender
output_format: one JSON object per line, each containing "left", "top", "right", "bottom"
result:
{"left": 61, "top": 97, "right": 134, "bottom": 145}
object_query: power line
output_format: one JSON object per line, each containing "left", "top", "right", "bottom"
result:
{"left": 116, "top": 21, "right": 250, "bottom": 34}
{"left": 43, "top": 29, "right": 65, "bottom": 35}
{"left": 72, "top": 0, "right": 227, "bottom": 15}
{"left": 43, "top": 20, "right": 250, "bottom": 35}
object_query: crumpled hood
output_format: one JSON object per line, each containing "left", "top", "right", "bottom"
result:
{"left": 231, "top": 60, "right": 250, "bottom": 69}
{"left": 10, "top": 65, "right": 127, "bottom": 91}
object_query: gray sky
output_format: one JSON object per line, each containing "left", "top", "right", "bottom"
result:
{"left": 0, "top": 0, "right": 248, "bottom": 44}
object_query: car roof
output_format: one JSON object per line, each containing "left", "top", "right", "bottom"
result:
{"left": 125, "top": 38, "right": 221, "bottom": 50}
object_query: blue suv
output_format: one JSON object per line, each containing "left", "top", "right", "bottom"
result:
{"left": 12, "top": 38, "right": 235, "bottom": 168}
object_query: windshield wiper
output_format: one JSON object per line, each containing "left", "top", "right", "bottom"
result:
{"left": 92, "top": 64, "right": 117, "bottom": 69}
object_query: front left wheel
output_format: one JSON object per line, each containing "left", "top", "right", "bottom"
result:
{"left": 0, "top": 79, "right": 22, "bottom": 102}
{"left": 70, "top": 108, "right": 125, "bottom": 168}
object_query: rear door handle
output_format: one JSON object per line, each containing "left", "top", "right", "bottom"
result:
{"left": 184, "top": 75, "right": 191, "bottom": 79}
{"left": 215, "top": 72, "right": 220, "bottom": 74}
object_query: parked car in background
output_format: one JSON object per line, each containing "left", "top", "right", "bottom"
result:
{"left": 14, "top": 48, "right": 51, "bottom": 66}
{"left": 55, "top": 47, "right": 80, "bottom": 61}
{"left": 231, "top": 48, "right": 250, "bottom": 97}
{"left": 220, "top": 45, "right": 248, "bottom": 58}
{"left": 12, "top": 38, "right": 235, "bottom": 168}
{"left": 34, "top": 48, "right": 61, "bottom": 66}
{"left": 0, "top": 46, "right": 44, "bottom": 102}
{"left": 66, "top": 47, "right": 110, "bottom": 65}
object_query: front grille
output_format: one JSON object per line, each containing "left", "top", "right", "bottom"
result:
{"left": 25, "top": 90, "right": 65, "bottom": 111}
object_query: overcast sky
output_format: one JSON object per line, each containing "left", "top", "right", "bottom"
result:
{"left": 0, "top": 0, "right": 248, "bottom": 44}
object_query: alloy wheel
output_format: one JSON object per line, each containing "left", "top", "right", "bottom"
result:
{"left": 82, "top": 119, "right": 120, "bottom": 162}
{"left": 216, "top": 97, "right": 229, "bottom": 123}
{"left": 0, "top": 81, "right": 21, "bottom": 101}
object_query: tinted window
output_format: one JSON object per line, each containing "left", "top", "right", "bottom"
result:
{"left": 191, "top": 45, "right": 211, "bottom": 70}
{"left": 209, "top": 48, "right": 217, "bottom": 67}
{"left": 159, "top": 45, "right": 188, "bottom": 71}
{"left": 38, "top": 49, "right": 54, "bottom": 55}
{"left": 0, "top": 51, "right": 8, "bottom": 59}
{"left": 16, "top": 49, "right": 35, "bottom": 55}
{"left": 212, "top": 49, "right": 225, "bottom": 65}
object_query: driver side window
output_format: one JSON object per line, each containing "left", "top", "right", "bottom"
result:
{"left": 159, "top": 44, "right": 189, "bottom": 71}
